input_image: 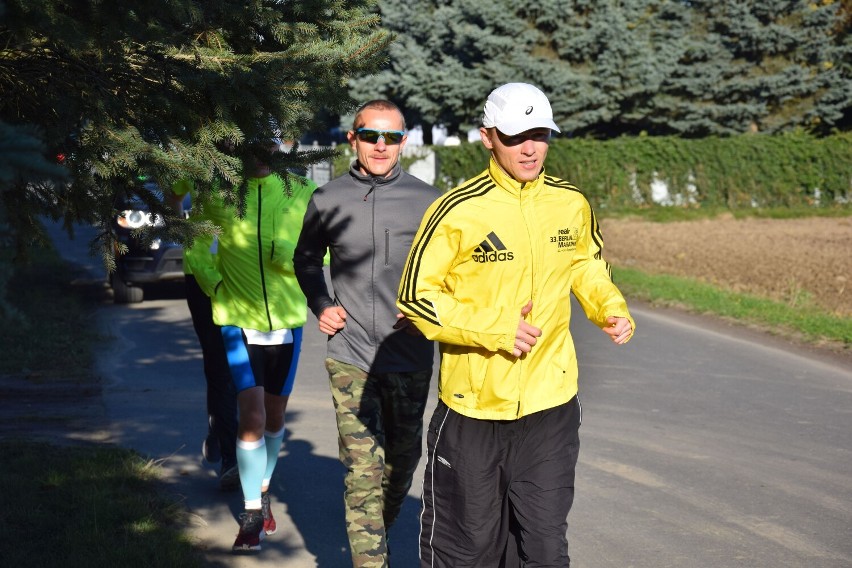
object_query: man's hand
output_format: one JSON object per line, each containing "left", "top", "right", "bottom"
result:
{"left": 603, "top": 316, "right": 633, "bottom": 345}
{"left": 393, "top": 313, "right": 423, "bottom": 336}
{"left": 513, "top": 301, "right": 542, "bottom": 357}
{"left": 318, "top": 306, "right": 347, "bottom": 336}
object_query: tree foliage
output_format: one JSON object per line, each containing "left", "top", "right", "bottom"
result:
{"left": 353, "top": 0, "right": 850, "bottom": 139}
{"left": 0, "top": 0, "right": 389, "bottom": 262}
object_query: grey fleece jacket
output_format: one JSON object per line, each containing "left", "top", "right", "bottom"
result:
{"left": 293, "top": 162, "right": 440, "bottom": 373}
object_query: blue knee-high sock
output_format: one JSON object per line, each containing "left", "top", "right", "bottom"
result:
{"left": 263, "top": 427, "right": 285, "bottom": 487}
{"left": 236, "top": 437, "right": 266, "bottom": 508}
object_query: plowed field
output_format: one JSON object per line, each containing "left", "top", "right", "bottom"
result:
{"left": 599, "top": 215, "right": 852, "bottom": 318}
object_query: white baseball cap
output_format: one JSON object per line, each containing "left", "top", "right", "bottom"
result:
{"left": 482, "top": 83, "right": 561, "bottom": 136}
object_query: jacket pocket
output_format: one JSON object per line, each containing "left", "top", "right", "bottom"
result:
{"left": 440, "top": 349, "right": 482, "bottom": 408}
{"left": 442, "top": 348, "right": 513, "bottom": 411}
{"left": 384, "top": 228, "right": 390, "bottom": 266}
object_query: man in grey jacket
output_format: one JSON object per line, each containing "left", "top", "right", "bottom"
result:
{"left": 294, "top": 99, "right": 440, "bottom": 567}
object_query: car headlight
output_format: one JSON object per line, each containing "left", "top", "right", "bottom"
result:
{"left": 117, "top": 210, "right": 164, "bottom": 229}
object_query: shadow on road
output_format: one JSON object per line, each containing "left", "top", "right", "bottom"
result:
{"left": 271, "top": 428, "right": 423, "bottom": 567}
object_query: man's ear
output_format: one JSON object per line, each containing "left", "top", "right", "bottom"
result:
{"left": 479, "top": 127, "right": 493, "bottom": 150}
{"left": 346, "top": 130, "right": 357, "bottom": 149}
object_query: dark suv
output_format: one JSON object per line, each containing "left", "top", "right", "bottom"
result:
{"left": 111, "top": 182, "right": 186, "bottom": 303}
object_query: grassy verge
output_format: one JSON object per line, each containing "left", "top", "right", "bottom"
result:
{"left": 614, "top": 266, "right": 852, "bottom": 349}
{"left": 0, "top": 440, "right": 202, "bottom": 568}
{"left": 0, "top": 240, "right": 202, "bottom": 567}
{"left": 603, "top": 203, "right": 852, "bottom": 223}
{"left": 0, "top": 242, "right": 102, "bottom": 376}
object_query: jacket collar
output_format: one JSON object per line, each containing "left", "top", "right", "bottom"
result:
{"left": 488, "top": 157, "right": 546, "bottom": 198}
{"left": 349, "top": 162, "right": 402, "bottom": 186}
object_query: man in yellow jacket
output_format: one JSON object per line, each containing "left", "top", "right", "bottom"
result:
{"left": 398, "top": 82, "right": 635, "bottom": 567}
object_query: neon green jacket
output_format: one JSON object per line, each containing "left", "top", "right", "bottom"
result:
{"left": 186, "top": 173, "right": 317, "bottom": 331}
{"left": 172, "top": 178, "right": 220, "bottom": 276}
{"left": 398, "top": 159, "right": 635, "bottom": 420}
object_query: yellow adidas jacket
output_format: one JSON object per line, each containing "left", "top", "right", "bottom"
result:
{"left": 398, "top": 159, "right": 634, "bottom": 420}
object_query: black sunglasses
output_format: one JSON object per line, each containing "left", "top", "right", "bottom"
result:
{"left": 354, "top": 128, "right": 405, "bottom": 145}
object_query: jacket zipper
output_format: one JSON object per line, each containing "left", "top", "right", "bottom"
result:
{"left": 518, "top": 181, "right": 534, "bottom": 419}
{"left": 384, "top": 228, "right": 390, "bottom": 266}
{"left": 255, "top": 183, "right": 273, "bottom": 331}
{"left": 519, "top": 181, "right": 536, "bottom": 307}
{"left": 370, "top": 179, "right": 377, "bottom": 343}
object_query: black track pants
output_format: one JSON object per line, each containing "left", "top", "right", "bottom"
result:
{"left": 420, "top": 397, "right": 581, "bottom": 568}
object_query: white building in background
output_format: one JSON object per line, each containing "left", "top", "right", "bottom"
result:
{"left": 406, "top": 125, "right": 424, "bottom": 146}
{"left": 404, "top": 124, "right": 478, "bottom": 147}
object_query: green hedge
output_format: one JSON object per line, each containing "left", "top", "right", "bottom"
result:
{"left": 433, "top": 132, "right": 852, "bottom": 210}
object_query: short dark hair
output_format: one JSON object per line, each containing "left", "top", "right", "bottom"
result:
{"left": 352, "top": 100, "right": 406, "bottom": 131}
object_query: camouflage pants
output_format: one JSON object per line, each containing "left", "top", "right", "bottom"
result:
{"left": 326, "top": 358, "right": 431, "bottom": 568}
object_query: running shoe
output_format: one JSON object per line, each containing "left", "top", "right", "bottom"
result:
{"left": 232, "top": 510, "right": 264, "bottom": 552}
{"left": 261, "top": 491, "right": 277, "bottom": 535}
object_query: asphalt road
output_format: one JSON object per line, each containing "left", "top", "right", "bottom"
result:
{"left": 51, "top": 222, "right": 852, "bottom": 567}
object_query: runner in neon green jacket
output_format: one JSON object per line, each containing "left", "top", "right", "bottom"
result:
{"left": 186, "top": 172, "right": 317, "bottom": 332}
{"left": 185, "top": 160, "right": 318, "bottom": 553}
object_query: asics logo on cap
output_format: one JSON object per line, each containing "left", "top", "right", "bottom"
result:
{"left": 481, "top": 83, "right": 561, "bottom": 136}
